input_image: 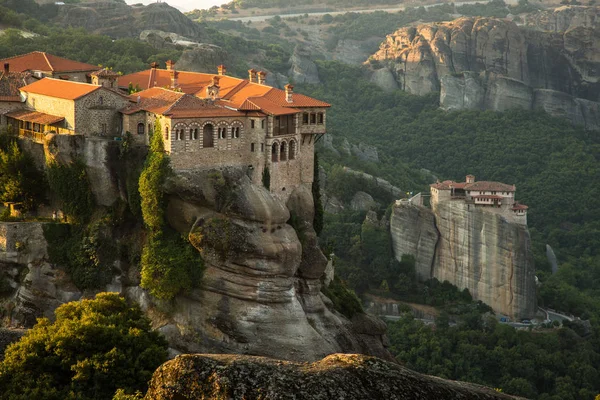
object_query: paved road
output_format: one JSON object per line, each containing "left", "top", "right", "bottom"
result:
{"left": 229, "top": 0, "right": 495, "bottom": 22}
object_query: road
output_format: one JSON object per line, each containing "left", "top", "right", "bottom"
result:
{"left": 229, "top": 0, "right": 496, "bottom": 22}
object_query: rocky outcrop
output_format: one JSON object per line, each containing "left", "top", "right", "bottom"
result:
{"left": 372, "top": 16, "right": 600, "bottom": 129}
{"left": 525, "top": 5, "right": 600, "bottom": 33}
{"left": 370, "top": 67, "right": 399, "bottom": 92}
{"left": 145, "top": 353, "right": 522, "bottom": 400}
{"left": 175, "top": 44, "right": 231, "bottom": 73}
{"left": 350, "top": 191, "right": 377, "bottom": 211}
{"left": 288, "top": 45, "right": 320, "bottom": 84}
{"left": 55, "top": 2, "right": 201, "bottom": 39}
{"left": 125, "top": 167, "right": 392, "bottom": 363}
{"left": 390, "top": 201, "right": 536, "bottom": 319}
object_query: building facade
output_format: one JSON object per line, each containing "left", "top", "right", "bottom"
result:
{"left": 430, "top": 175, "right": 528, "bottom": 224}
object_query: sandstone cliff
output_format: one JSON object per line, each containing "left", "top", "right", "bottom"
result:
{"left": 390, "top": 201, "right": 536, "bottom": 319}
{"left": 124, "top": 167, "right": 392, "bottom": 362}
{"left": 144, "top": 353, "right": 522, "bottom": 399}
{"left": 371, "top": 15, "right": 600, "bottom": 129}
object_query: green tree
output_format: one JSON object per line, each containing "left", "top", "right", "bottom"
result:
{"left": 0, "top": 293, "right": 168, "bottom": 400}
{"left": 139, "top": 121, "right": 168, "bottom": 232}
{"left": 47, "top": 159, "right": 94, "bottom": 223}
{"left": 0, "top": 141, "right": 46, "bottom": 211}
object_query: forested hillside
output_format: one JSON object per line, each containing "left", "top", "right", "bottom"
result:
{"left": 296, "top": 61, "right": 600, "bottom": 399}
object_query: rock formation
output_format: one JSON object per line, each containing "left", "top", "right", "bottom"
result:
{"left": 174, "top": 44, "right": 230, "bottom": 73}
{"left": 288, "top": 45, "right": 320, "bottom": 85}
{"left": 371, "top": 14, "right": 600, "bottom": 129}
{"left": 144, "top": 353, "right": 522, "bottom": 399}
{"left": 124, "top": 168, "right": 392, "bottom": 362}
{"left": 390, "top": 200, "right": 536, "bottom": 319}
{"left": 54, "top": 2, "right": 201, "bottom": 39}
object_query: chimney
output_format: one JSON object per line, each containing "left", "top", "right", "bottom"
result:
{"left": 466, "top": 175, "right": 475, "bottom": 184}
{"left": 207, "top": 76, "right": 221, "bottom": 100}
{"left": 166, "top": 60, "right": 176, "bottom": 71}
{"left": 150, "top": 62, "right": 159, "bottom": 69}
{"left": 217, "top": 64, "right": 227, "bottom": 76}
{"left": 285, "top": 84, "right": 294, "bottom": 103}
{"left": 257, "top": 71, "right": 267, "bottom": 85}
{"left": 3, "top": 63, "right": 9, "bottom": 73}
{"left": 248, "top": 68, "right": 257, "bottom": 83}
{"left": 170, "top": 70, "right": 178, "bottom": 88}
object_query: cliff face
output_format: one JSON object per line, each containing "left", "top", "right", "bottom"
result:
{"left": 371, "top": 14, "right": 600, "bottom": 129}
{"left": 390, "top": 201, "right": 536, "bottom": 319}
{"left": 144, "top": 353, "right": 522, "bottom": 400}
{"left": 54, "top": 2, "right": 201, "bottom": 38}
{"left": 124, "top": 167, "right": 392, "bottom": 362}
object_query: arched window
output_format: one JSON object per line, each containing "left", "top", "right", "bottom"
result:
{"left": 232, "top": 126, "right": 240, "bottom": 138}
{"left": 218, "top": 126, "right": 227, "bottom": 139}
{"left": 280, "top": 141, "right": 287, "bottom": 161}
{"left": 137, "top": 123, "right": 144, "bottom": 135}
{"left": 271, "top": 143, "right": 278, "bottom": 162}
{"left": 289, "top": 140, "right": 296, "bottom": 160}
{"left": 203, "top": 124, "right": 214, "bottom": 148}
{"left": 190, "top": 127, "right": 199, "bottom": 140}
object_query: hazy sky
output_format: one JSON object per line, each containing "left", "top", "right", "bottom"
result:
{"left": 125, "top": 0, "right": 224, "bottom": 12}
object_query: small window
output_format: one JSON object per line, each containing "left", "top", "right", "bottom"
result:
{"left": 251, "top": 143, "right": 255, "bottom": 152}
{"left": 302, "top": 113, "right": 309, "bottom": 124}
{"left": 147, "top": 123, "right": 151, "bottom": 134}
{"left": 137, "top": 123, "right": 144, "bottom": 135}
{"left": 102, "top": 123, "right": 107, "bottom": 134}
{"left": 233, "top": 126, "right": 240, "bottom": 139}
{"left": 251, "top": 120, "right": 255, "bottom": 129}
{"left": 280, "top": 142, "right": 287, "bottom": 161}
{"left": 271, "top": 143, "right": 278, "bottom": 162}
{"left": 165, "top": 126, "right": 169, "bottom": 140}
{"left": 261, "top": 119, "right": 265, "bottom": 129}
{"left": 99, "top": 96, "right": 104, "bottom": 105}
{"left": 191, "top": 128, "right": 199, "bottom": 140}
{"left": 317, "top": 113, "right": 324, "bottom": 124}
{"left": 261, "top": 143, "right": 264, "bottom": 152}
{"left": 219, "top": 127, "right": 227, "bottom": 139}
{"left": 310, "top": 113, "right": 316, "bottom": 124}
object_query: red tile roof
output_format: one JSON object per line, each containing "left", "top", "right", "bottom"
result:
{"left": 431, "top": 179, "right": 515, "bottom": 192}
{"left": 512, "top": 203, "right": 529, "bottom": 211}
{"left": 122, "top": 87, "right": 245, "bottom": 119}
{"left": 20, "top": 78, "right": 102, "bottom": 100}
{"left": 0, "top": 51, "right": 99, "bottom": 73}
{"left": 5, "top": 109, "right": 64, "bottom": 125}
{"left": 118, "top": 68, "right": 330, "bottom": 116}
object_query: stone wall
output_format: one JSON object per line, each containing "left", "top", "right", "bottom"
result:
{"left": 25, "top": 94, "right": 75, "bottom": 130}
{"left": 74, "top": 88, "right": 129, "bottom": 136}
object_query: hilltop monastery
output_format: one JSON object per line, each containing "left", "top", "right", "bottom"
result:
{"left": 0, "top": 52, "right": 329, "bottom": 198}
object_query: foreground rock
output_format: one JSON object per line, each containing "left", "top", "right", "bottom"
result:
{"left": 145, "top": 353, "right": 522, "bottom": 399}
{"left": 372, "top": 15, "right": 600, "bottom": 129}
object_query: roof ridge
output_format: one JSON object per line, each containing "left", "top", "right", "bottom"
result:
{"left": 42, "top": 52, "right": 53, "bottom": 72}
{"left": 162, "top": 92, "right": 188, "bottom": 114}
{"left": 0, "top": 51, "right": 42, "bottom": 62}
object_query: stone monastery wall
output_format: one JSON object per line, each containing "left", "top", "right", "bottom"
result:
{"left": 75, "top": 89, "right": 128, "bottom": 136}
{"left": 25, "top": 94, "right": 75, "bottom": 130}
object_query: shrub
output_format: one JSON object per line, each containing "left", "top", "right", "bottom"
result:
{"left": 0, "top": 293, "right": 168, "bottom": 400}
{"left": 0, "top": 141, "right": 46, "bottom": 211}
{"left": 321, "top": 275, "right": 364, "bottom": 318}
{"left": 47, "top": 159, "right": 94, "bottom": 223}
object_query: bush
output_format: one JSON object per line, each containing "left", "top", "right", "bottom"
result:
{"left": 321, "top": 275, "right": 364, "bottom": 318}
{"left": 0, "top": 140, "right": 46, "bottom": 211}
{"left": 0, "top": 293, "right": 168, "bottom": 400}
{"left": 47, "top": 160, "right": 94, "bottom": 223}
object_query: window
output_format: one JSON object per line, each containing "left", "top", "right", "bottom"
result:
{"left": 203, "top": 124, "right": 214, "bottom": 148}
{"left": 99, "top": 96, "right": 103, "bottom": 106}
{"left": 137, "top": 123, "right": 144, "bottom": 135}
{"left": 147, "top": 124, "right": 151, "bottom": 134}
{"left": 271, "top": 143, "right": 278, "bottom": 162}
{"left": 191, "top": 128, "right": 199, "bottom": 140}
{"left": 102, "top": 123, "right": 107, "bottom": 134}
{"left": 302, "top": 113, "right": 309, "bottom": 124}
{"left": 261, "top": 119, "right": 265, "bottom": 129}
{"left": 176, "top": 129, "right": 185, "bottom": 140}
{"left": 261, "top": 143, "right": 264, "bottom": 152}
{"left": 317, "top": 113, "right": 324, "bottom": 124}
{"left": 165, "top": 126, "right": 169, "bottom": 140}
{"left": 289, "top": 140, "right": 296, "bottom": 159}
{"left": 280, "top": 142, "right": 287, "bottom": 161}
{"left": 251, "top": 143, "right": 255, "bottom": 152}
{"left": 251, "top": 120, "right": 255, "bottom": 129}
{"left": 232, "top": 126, "right": 240, "bottom": 139}
{"left": 218, "top": 126, "right": 227, "bottom": 139}
{"left": 310, "top": 113, "right": 316, "bottom": 124}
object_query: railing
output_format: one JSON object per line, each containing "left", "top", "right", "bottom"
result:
{"left": 18, "top": 129, "right": 46, "bottom": 143}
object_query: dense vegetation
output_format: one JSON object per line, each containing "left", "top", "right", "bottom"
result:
{"left": 0, "top": 293, "right": 168, "bottom": 400}
{"left": 138, "top": 122, "right": 204, "bottom": 300}
{"left": 297, "top": 60, "right": 600, "bottom": 399}
{"left": 387, "top": 314, "right": 599, "bottom": 399}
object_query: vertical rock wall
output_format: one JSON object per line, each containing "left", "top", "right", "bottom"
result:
{"left": 390, "top": 201, "right": 536, "bottom": 319}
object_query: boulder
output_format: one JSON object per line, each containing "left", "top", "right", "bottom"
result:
{"left": 145, "top": 353, "right": 523, "bottom": 400}
{"left": 351, "top": 191, "right": 377, "bottom": 212}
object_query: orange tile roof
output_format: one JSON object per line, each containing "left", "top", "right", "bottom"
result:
{"left": 0, "top": 51, "right": 99, "bottom": 73}
{"left": 5, "top": 109, "right": 64, "bottom": 125}
{"left": 118, "top": 68, "right": 330, "bottom": 116}
{"left": 431, "top": 179, "right": 515, "bottom": 192}
{"left": 122, "top": 87, "right": 245, "bottom": 119}
{"left": 512, "top": 203, "right": 529, "bottom": 210}
{"left": 20, "top": 78, "right": 102, "bottom": 100}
